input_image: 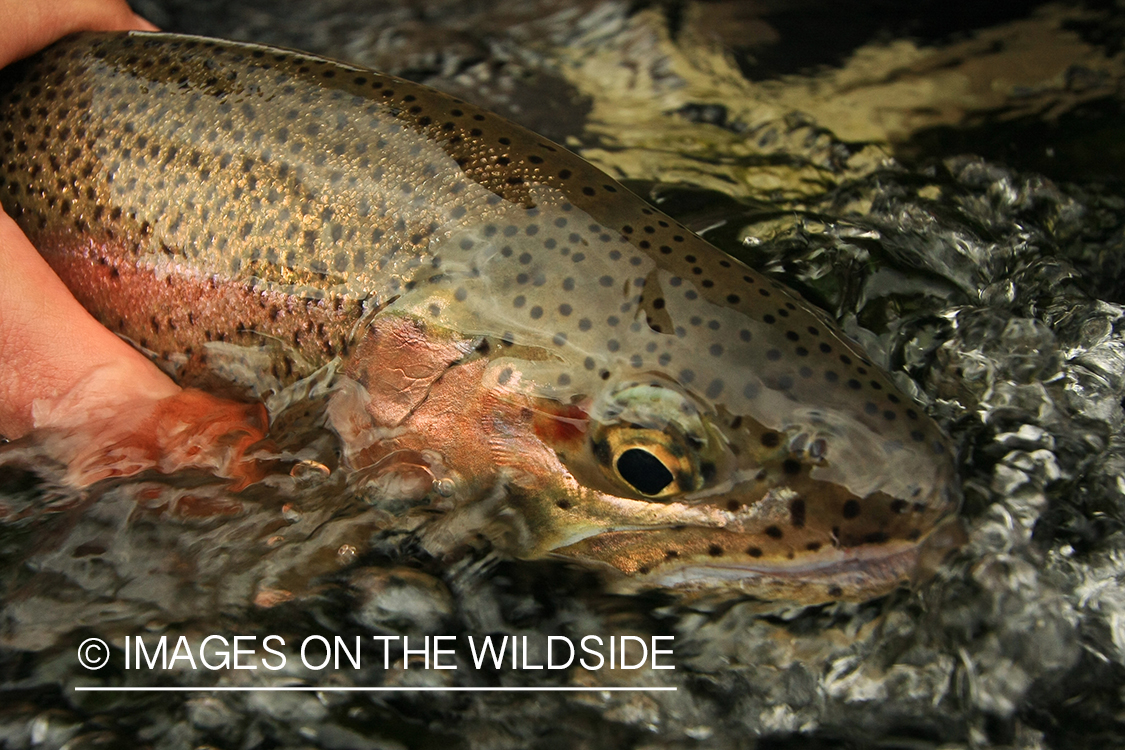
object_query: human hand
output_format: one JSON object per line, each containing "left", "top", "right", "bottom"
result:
{"left": 0, "top": 0, "right": 176, "bottom": 440}
{"left": 0, "top": 1, "right": 271, "bottom": 489}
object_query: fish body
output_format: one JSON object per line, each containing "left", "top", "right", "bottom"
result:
{"left": 0, "top": 32, "right": 960, "bottom": 602}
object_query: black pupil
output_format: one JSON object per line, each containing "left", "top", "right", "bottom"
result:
{"left": 616, "top": 448, "right": 674, "bottom": 495}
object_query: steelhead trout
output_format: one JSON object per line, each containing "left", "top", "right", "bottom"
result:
{"left": 0, "top": 32, "right": 960, "bottom": 602}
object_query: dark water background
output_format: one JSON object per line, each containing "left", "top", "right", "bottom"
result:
{"left": 6, "top": 1, "right": 1125, "bottom": 748}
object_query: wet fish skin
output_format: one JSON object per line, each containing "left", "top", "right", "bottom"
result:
{"left": 0, "top": 32, "right": 960, "bottom": 602}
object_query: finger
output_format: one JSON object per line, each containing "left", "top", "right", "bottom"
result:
{"left": 0, "top": 0, "right": 158, "bottom": 69}
{"left": 0, "top": 211, "right": 179, "bottom": 438}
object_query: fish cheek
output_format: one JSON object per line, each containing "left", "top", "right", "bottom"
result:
{"left": 466, "top": 373, "right": 663, "bottom": 557}
{"left": 468, "top": 387, "right": 603, "bottom": 556}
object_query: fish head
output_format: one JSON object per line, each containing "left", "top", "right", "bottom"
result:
{"left": 473, "top": 360, "right": 960, "bottom": 605}
{"left": 346, "top": 187, "right": 960, "bottom": 603}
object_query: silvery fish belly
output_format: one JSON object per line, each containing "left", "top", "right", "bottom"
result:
{"left": 0, "top": 32, "right": 960, "bottom": 602}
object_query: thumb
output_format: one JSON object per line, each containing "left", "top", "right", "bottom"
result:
{"left": 0, "top": 0, "right": 159, "bottom": 69}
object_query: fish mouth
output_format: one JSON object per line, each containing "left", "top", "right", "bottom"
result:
{"left": 549, "top": 524, "right": 959, "bottom": 603}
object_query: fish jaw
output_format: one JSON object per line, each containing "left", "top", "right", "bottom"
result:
{"left": 554, "top": 530, "right": 927, "bottom": 603}
{"left": 547, "top": 502, "right": 964, "bottom": 604}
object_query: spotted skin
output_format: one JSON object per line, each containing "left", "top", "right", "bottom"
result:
{"left": 0, "top": 32, "right": 960, "bottom": 602}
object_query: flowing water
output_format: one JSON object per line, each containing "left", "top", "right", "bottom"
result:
{"left": 4, "top": 1, "right": 1125, "bottom": 748}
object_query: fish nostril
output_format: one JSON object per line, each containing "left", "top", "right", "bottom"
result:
{"left": 809, "top": 439, "right": 827, "bottom": 459}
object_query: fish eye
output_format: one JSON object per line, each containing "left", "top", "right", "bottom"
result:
{"left": 588, "top": 381, "right": 712, "bottom": 500}
{"left": 594, "top": 426, "right": 698, "bottom": 499}
{"left": 616, "top": 446, "right": 675, "bottom": 496}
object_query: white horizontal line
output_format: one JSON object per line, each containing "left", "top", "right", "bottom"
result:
{"left": 74, "top": 686, "right": 677, "bottom": 692}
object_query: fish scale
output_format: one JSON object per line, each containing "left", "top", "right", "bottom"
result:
{"left": 0, "top": 31, "right": 960, "bottom": 602}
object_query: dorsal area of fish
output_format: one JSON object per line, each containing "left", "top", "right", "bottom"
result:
{"left": 0, "top": 32, "right": 960, "bottom": 602}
